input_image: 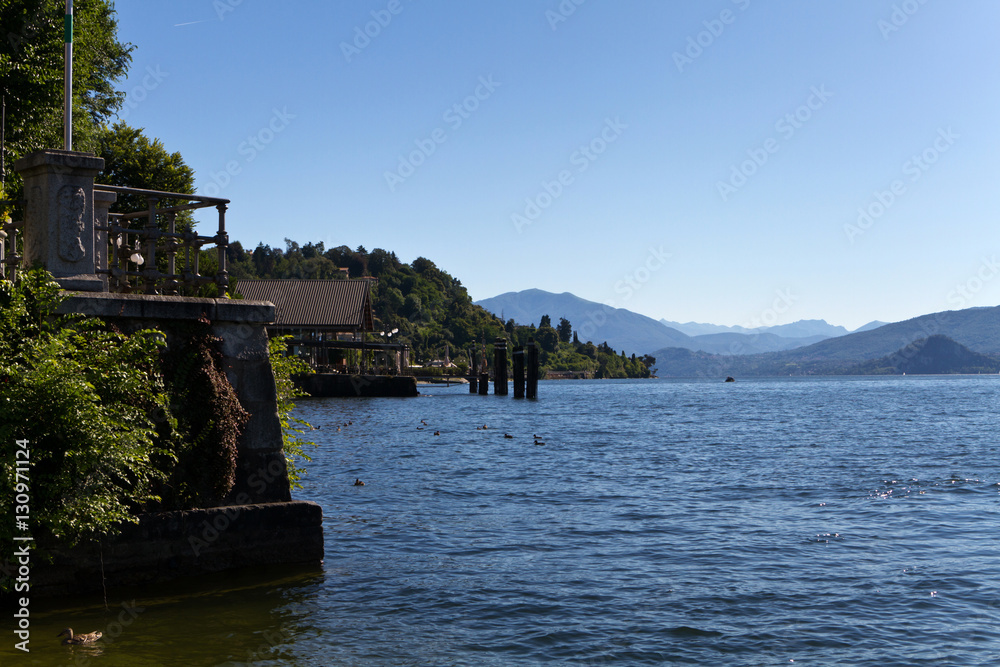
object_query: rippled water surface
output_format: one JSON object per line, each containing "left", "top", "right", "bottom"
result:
{"left": 8, "top": 376, "right": 1000, "bottom": 665}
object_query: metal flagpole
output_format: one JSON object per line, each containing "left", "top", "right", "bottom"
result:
{"left": 64, "top": 0, "right": 73, "bottom": 150}
{"left": 2, "top": 93, "right": 6, "bottom": 190}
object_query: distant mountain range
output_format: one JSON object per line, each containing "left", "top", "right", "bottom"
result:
{"left": 476, "top": 288, "right": 1000, "bottom": 376}
{"left": 476, "top": 289, "right": 867, "bottom": 357}
{"left": 476, "top": 289, "right": 690, "bottom": 356}
{"left": 660, "top": 319, "right": 886, "bottom": 338}
{"left": 649, "top": 306, "right": 1000, "bottom": 376}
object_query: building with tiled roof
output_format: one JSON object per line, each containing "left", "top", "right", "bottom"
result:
{"left": 237, "top": 278, "right": 407, "bottom": 374}
{"left": 237, "top": 278, "right": 375, "bottom": 333}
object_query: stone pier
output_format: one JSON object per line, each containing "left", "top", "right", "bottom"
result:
{"left": 10, "top": 149, "right": 324, "bottom": 595}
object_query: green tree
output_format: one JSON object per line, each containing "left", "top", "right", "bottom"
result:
{"left": 96, "top": 122, "right": 197, "bottom": 228}
{"left": 536, "top": 325, "right": 559, "bottom": 353}
{"left": 1, "top": 0, "right": 133, "bottom": 177}
{"left": 557, "top": 317, "right": 572, "bottom": 343}
{"left": 539, "top": 314, "right": 552, "bottom": 328}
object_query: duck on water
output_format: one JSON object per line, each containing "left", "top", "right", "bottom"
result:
{"left": 58, "top": 628, "right": 102, "bottom": 645}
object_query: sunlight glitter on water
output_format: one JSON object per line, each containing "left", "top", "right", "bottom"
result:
{"left": 5, "top": 376, "right": 1000, "bottom": 665}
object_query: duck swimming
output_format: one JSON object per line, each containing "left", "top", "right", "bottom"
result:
{"left": 58, "top": 628, "right": 102, "bottom": 645}
{"left": 353, "top": 478, "right": 365, "bottom": 486}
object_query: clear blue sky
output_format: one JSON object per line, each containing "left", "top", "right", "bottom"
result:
{"left": 112, "top": 1, "right": 1000, "bottom": 331}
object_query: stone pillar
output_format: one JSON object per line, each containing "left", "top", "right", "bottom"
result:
{"left": 14, "top": 150, "right": 105, "bottom": 291}
{"left": 93, "top": 189, "right": 117, "bottom": 292}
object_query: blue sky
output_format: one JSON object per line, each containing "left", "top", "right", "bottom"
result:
{"left": 112, "top": 1, "right": 1000, "bottom": 330}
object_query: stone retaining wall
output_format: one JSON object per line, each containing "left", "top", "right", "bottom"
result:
{"left": 31, "top": 501, "right": 324, "bottom": 597}
{"left": 56, "top": 291, "right": 291, "bottom": 505}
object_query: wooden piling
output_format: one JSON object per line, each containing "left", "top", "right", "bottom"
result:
{"left": 512, "top": 345, "right": 525, "bottom": 398}
{"left": 478, "top": 372, "right": 489, "bottom": 395}
{"left": 526, "top": 338, "right": 539, "bottom": 399}
{"left": 494, "top": 337, "right": 508, "bottom": 395}
{"left": 469, "top": 348, "right": 478, "bottom": 393}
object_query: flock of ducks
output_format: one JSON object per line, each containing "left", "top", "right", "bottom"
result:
{"left": 350, "top": 419, "right": 548, "bottom": 487}
{"left": 422, "top": 420, "right": 545, "bottom": 445}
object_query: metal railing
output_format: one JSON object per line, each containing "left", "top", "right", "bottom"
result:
{"left": 0, "top": 200, "right": 23, "bottom": 281}
{"left": 96, "top": 185, "right": 230, "bottom": 297}
{"left": 1, "top": 187, "right": 231, "bottom": 296}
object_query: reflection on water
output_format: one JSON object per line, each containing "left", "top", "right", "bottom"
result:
{"left": 0, "top": 564, "right": 323, "bottom": 666}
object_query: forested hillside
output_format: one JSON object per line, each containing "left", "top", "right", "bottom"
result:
{"left": 226, "top": 240, "right": 654, "bottom": 378}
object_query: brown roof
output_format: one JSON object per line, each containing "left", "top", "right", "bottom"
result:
{"left": 236, "top": 279, "right": 374, "bottom": 331}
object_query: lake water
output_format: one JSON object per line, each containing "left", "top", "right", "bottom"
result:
{"left": 7, "top": 376, "right": 1000, "bottom": 665}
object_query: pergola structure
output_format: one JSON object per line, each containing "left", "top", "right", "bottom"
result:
{"left": 238, "top": 278, "right": 408, "bottom": 374}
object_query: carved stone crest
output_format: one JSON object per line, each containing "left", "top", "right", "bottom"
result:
{"left": 58, "top": 185, "right": 87, "bottom": 262}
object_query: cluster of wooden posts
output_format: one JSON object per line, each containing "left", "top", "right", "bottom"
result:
{"left": 468, "top": 338, "right": 540, "bottom": 398}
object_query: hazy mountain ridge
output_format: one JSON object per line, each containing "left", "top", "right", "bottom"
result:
{"left": 660, "top": 318, "right": 882, "bottom": 338}
{"left": 650, "top": 306, "right": 1000, "bottom": 376}
{"left": 478, "top": 289, "right": 1000, "bottom": 376}
{"left": 477, "top": 289, "right": 860, "bottom": 357}
{"left": 691, "top": 332, "right": 831, "bottom": 354}
{"left": 475, "top": 289, "right": 691, "bottom": 356}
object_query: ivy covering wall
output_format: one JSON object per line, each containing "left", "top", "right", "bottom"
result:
{"left": 0, "top": 269, "right": 312, "bottom": 592}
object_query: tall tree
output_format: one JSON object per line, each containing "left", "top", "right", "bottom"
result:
{"left": 557, "top": 317, "right": 572, "bottom": 343}
{"left": 96, "top": 122, "right": 196, "bottom": 228}
{"left": 536, "top": 324, "right": 559, "bottom": 353}
{"left": 1, "top": 0, "right": 133, "bottom": 191}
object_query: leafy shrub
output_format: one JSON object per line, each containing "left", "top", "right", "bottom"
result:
{"left": 0, "top": 270, "right": 172, "bottom": 580}
{"left": 268, "top": 336, "right": 315, "bottom": 489}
